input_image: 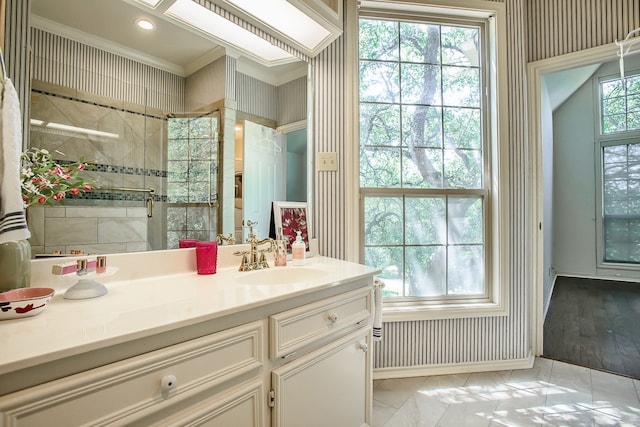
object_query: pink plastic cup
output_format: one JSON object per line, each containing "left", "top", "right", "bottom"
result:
{"left": 179, "top": 239, "right": 199, "bottom": 248}
{"left": 196, "top": 241, "right": 218, "bottom": 275}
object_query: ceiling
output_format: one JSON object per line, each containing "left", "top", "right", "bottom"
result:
{"left": 31, "top": 0, "right": 306, "bottom": 79}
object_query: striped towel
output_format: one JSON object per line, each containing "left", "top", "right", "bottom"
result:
{"left": 0, "top": 78, "right": 30, "bottom": 243}
{"left": 373, "top": 279, "right": 384, "bottom": 342}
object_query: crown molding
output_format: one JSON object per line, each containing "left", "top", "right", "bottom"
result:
{"left": 31, "top": 14, "right": 186, "bottom": 76}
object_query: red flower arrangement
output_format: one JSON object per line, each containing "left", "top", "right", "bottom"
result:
{"left": 20, "top": 148, "right": 94, "bottom": 208}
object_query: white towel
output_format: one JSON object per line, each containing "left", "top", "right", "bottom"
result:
{"left": 0, "top": 78, "right": 30, "bottom": 243}
{"left": 373, "top": 279, "right": 384, "bottom": 342}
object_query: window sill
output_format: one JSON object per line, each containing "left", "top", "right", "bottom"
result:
{"left": 382, "top": 300, "right": 509, "bottom": 322}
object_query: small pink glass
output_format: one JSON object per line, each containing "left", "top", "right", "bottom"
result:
{"left": 179, "top": 239, "right": 199, "bottom": 248}
{"left": 195, "top": 241, "right": 218, "bottom": 275}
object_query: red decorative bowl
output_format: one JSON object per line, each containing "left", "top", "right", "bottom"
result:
{"left": 0, "top": 287, "right": 55, "bottom": 320}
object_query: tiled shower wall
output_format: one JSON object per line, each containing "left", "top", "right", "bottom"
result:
{"left": 27, "top": 87, "right": 167, "bottom": 255}
{"left": 27, "top": 27, "right": 181, "bottom": 255}
{"left": 28, "top": 206, "right": 149, "bottom": 255}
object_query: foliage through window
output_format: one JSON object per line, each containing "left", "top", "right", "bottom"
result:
{"left": 598, "top": 72, "right": 640, "bottom": 266}
{"left": 600, "top": 74, "right": 640, "bottom": 134}
{"left": 359, "top": 16, "right": 489, "bottom": 301}
{"left": 601, "top": 141, "right": 640, "bottom": 264}
{"left": 166, "top": 114, "right": 220, "bottom": 248}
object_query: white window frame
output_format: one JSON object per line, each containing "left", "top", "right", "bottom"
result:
{"left": 595, "top": 70, "right": 640, "bottom": 273}
{"left": 354, "top": 0, "right": 509, "bottom": 321}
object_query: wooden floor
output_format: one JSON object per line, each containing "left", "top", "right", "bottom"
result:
{"left": 543, "top": 276, "right": 640, "bottom": 379}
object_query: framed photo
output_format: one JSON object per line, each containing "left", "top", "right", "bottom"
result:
{"left": 272, "top": 201, "right": 313, "bottom": 256}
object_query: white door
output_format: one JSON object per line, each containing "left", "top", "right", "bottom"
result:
{"left": 243, "top": 120, "right": 286, "bottom": 240}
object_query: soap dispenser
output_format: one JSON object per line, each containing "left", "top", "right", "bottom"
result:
{"left": 274, "top": 228, "right": 287, "bottom": 267}
{"left": 291, "top": 230, "right": 306, "bottom": 266}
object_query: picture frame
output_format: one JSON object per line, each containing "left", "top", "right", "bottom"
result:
{"left": 271, "top": 201, "right": 313, "bottom": 257}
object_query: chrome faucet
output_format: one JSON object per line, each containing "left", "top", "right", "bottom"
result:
{"left": 234, "top": 221, "right": 274, "bottom": 271}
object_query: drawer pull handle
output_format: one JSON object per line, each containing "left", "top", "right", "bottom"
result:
{"left": 358, "top": 343, "right": 368, "bottom": 353}
{"left": 328, "top": 313, "right": 339, "bottom": 323}
{"left": 282, "top": 351, "right": 296, "bottom": 359}
{"left": 160, "top": 374, "right": 177, "bottom": 394}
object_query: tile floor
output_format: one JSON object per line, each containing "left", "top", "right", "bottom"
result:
{"left": 372, "top": 358, "right": 640, "bottom": 427}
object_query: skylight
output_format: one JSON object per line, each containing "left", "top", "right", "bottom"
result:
{"left": 165, "top": 0, "right": 296, "bottom": 65}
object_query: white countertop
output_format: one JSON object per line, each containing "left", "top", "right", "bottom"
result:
{"left": 0, "top": 254, "right": 378, "bottom": 376}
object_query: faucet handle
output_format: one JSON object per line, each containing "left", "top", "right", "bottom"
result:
{"left": 244, "top": 220, "right": 258, "bottom": 241}
{"left": 216, "top": 233, "right": 236, "bottom": 245}
{"left": 233, "top": 250, "right": 250, "bottom": 271}
{"left": 258, "top": 249, "right": 270, "bottom": 268}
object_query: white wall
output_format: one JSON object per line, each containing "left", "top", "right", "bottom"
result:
{"left": 552, "top": 56, "right": 640, "bottom": 280}
{"left": 540, "top": 80, "right": 554, "bottom": 314}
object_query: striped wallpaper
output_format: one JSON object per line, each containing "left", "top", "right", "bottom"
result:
{"left": 277, "top": 76, "right": 308, "bottom": 126}
{"left": 230, "top": 69, "right": 307, "bottom": 125}
{"left": 236, "top": 72, "right": 278, "bottom": 121}
{"left": 527, "top": 0, "right": 640, "bottom": 62}
{"left": 30, "top": 28, "right": 184, "bottom": 113}
{"left": 3, "top": 0, "right": 31, "bottom": 149}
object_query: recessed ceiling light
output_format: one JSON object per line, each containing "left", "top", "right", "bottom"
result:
{"left": 136, "top": 18, "right": 155, "bottom": 31}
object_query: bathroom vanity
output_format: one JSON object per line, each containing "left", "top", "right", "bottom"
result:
{"left": 0, "top": 249, "right": 378, "bottom": 426}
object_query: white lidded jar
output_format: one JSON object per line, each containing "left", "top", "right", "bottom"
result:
{"left": 291, "top": 230, "right": 306, "bottom": 266}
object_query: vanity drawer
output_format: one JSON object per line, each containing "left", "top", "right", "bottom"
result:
{"left": 270, "top": 286, "right": 372, "bottom": 359}
{"left": 0, "top": 321, "right": 265, "bottom": 427}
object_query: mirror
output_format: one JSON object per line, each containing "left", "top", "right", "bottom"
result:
{"left": 27, "top": 0, "right": 311, "bottom": 256}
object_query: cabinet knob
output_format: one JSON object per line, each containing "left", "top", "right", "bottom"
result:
{"left": 160, "top": 374, "right": 177, "bottom": 394}
{"left": 358, "top": 343, "right": 368, "bottom": 353}
{"left": 327, "top": 313, "right": 339, "bottom": 323}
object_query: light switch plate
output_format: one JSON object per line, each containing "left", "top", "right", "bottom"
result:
{"left": 317, "top": 152, "right": 338, "bottom": 171}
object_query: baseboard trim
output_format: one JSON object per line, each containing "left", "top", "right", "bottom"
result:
{"left": 372, "top": 352, "right": 535, "bottom": 380}
{"left": 556, "top": 272, "right": 640, "bottom": 283}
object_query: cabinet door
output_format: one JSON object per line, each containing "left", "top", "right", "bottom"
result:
{"left": 271, "top": 330, "right": 370, "bottom": 427}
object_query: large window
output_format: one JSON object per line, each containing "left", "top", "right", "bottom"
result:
{"left": 598, "top": 73, "right": 640, "bottom": 265}
{"left": 359, "top": 14, "right": 491, "bottom": 304}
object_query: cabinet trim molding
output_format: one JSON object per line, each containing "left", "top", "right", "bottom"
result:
{"left": 270, "top": 286, "right": 372, "bottom": 359}
{"left": 0, "top": 321, "right": 265, "bottom": 426}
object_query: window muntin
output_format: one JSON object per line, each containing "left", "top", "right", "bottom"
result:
{"left": 359, "top": 16, "right": 489, "bottom": 301}
{"left": 600, "top": 74, "right": 640, "bottom": 134}
{"left": 597, "top": 69, "right": 640, "bottom": 267}
{"left": 166, "top": 114, "right": 220, "bottom": 248}
{"left": 601, "top": 141, "right": 640, "bottom": 264}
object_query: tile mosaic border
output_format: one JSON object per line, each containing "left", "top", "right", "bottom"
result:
{"left": 32, "top": 89, "right": 168, "bottom": 121}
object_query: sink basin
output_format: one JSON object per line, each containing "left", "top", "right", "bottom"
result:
{"left": 236, "top": 266, "right": 331, "bottom": 285}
